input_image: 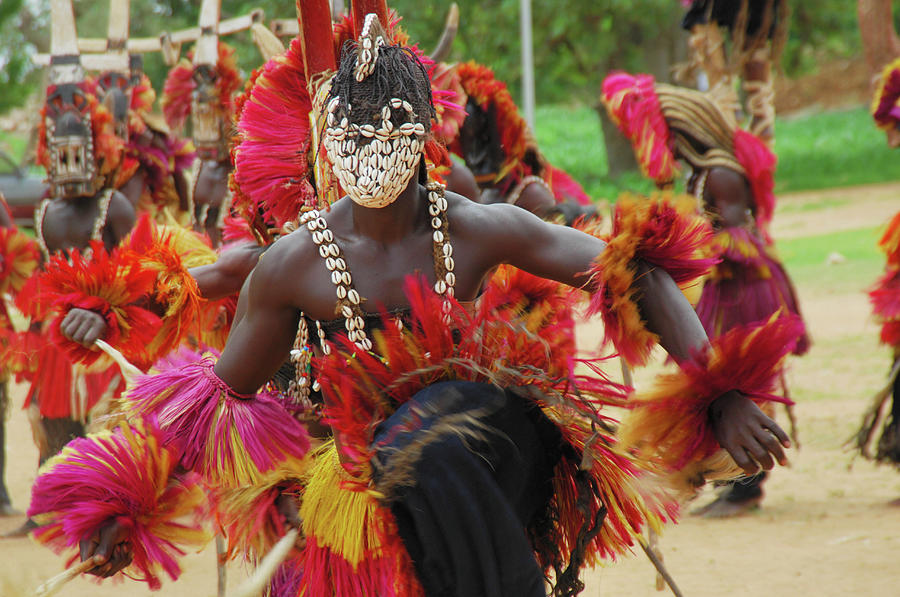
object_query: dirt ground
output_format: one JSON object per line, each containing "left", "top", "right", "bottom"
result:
{"left": 1, "top": 183, "right": 899, "bottom": 596}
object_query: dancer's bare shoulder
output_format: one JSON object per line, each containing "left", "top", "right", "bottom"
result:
{"left": 249, "top": 223, "right": 341, "bottom": 319}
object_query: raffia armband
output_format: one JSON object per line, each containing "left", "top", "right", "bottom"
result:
{"left": 618, "top": 314, "right": 804, "bottom": 497}
{"left": 28, "top": 420, "right": 210, "bottom": 590}
{"left": 584, "top": 193, "right": 716, "bottom": 366}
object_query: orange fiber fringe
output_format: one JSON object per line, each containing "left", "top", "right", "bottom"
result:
{"left": 314, "top": 276, "right": 674, "bottom": 584}
{"left": 618, "top": 314, "right": 804, "bottom": 497}
{"left": 585, "top": 192, "right": 716, "bottom": 366}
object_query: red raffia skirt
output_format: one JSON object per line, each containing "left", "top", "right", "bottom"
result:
{"left": 696, "top": 227, "right": 810, "bottom": 356}
{"left": 24, "top": 339, "right": 124, "bottom": 420}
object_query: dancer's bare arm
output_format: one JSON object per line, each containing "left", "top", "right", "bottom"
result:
{"left": 459, "top": 200, "right": 790, "bottom": 473}
{"left": 188, "top": 242, "right": 265, "bottom": 301}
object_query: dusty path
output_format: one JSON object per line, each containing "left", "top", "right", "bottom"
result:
{"left": 1, "top": 182, "right": 899, "bottom": 596}
{"left": 772, "top": 181, "right": 899, "bottom": 240}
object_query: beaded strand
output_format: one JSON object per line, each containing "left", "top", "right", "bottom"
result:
{"left": 286, "top": 185, "right": 455, "bottom": 406}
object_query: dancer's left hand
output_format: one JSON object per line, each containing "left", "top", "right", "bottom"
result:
{"left": 79, "top": 519, "right": 133, "bottom": 577}
{"left": 710, "top": 390, "right": 791, "bottom": 475}
{"left": 60, "top": 308, "right": 108, "bottom": 347}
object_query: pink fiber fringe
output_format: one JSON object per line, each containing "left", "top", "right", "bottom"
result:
{"left": 733, "top": 129, "right": 777, "bottom": 243}
{"left": 28, "top": 421, "right": 206, "bottom": 590}
{"left": 125, "top": 350, "right": 311, "bottom": 486}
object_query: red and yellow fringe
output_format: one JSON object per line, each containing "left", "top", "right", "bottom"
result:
{"left": 585, "top": 192, "right": 716, "bottom": 366}
{"left": 618, "top": 314, "right": 804, "bottom": 497}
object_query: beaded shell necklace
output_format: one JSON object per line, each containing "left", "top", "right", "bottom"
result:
{"left": 285, "top": 181, "right": 455, "bottom": 412}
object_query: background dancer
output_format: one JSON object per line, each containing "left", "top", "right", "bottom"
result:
{"left": 602, "top": 72, "right": 809, "bottom": 517}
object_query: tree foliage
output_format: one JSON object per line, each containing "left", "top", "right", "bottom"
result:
{"left": 390, "top": 0, "right": 685, "bottom": 103}
{"left": 0, "top": 1, "right": 887, "bottom": 114}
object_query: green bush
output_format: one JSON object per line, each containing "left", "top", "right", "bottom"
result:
{"left": 531, "top": 104, "right": 900, "bottom": 200}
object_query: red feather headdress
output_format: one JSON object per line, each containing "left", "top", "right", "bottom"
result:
{"left": 162, "top": 42, "right": 242, "bottom": 132}
{"left": 601, "top": 72, "right": 678, "bottom": 185}
{"left": 232, "top": 37, "right": 316, "bottom": 239}
{"left": 455, "top": 61, "right": 541, "bottom": 183}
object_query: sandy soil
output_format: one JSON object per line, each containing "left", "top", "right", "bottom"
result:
{"left": 1, "top": 183, "right": 899, "bottom": 596}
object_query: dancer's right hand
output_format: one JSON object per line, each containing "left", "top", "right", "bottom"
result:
{"left": 60, "top": 308, "right": 108, "bottom": 347}
{"left": 275, "top": 491, "right": 306, "bottom": 549}
{"left": 79, "top": 519, "right": 133, "bottom": 577}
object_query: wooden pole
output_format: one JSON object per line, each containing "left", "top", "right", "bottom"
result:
{"left": 351, "top": 0, "right": 389, "bottom": 37}
{"left": 519, "top": 0, "right": 536, "bottom": 130}
{"left": 106, "top": 0, "right": 130, "bottom": 50}
{"left": 194, "top": 0, "right": 221, "bottom": 67}
{"left": 296, "top": 0, "right": 338, "bottom": 79}
{"left": 50, "top": 0, "right": 79, "bottom": 56}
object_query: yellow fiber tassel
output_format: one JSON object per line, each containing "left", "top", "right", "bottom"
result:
{"left": 300, "top": 443, "right": 384, "bottom": 568}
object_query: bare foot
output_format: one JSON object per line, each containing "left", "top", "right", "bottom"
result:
{"left": 0, "top": 503, "right": 20, "bottom": 517}
{"left": 1, "top": 518, "right": 37, "bottom": 538}
{"left": 690, "top": 492, "right": 764, "bottom": 518}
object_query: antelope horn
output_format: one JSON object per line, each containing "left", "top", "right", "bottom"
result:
{"left": 428, "top": 2, "right": 459, "bottom": 63}
{"left": 159, "top": 32, "right": 182, "bottom": 66}
{"left": 251, "top": 22, "right": 285, "bottom": 61}
{"left": 50, "top": 0, "right": 79, "bottom": 56}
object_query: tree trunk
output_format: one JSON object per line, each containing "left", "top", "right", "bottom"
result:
{"left": 595, "top": 105, "right": 639, "bottom": 178}
{"left": 858, "top": 0, "right": 900, "bottom": 78}
{"left": 597, "top": 20, "right": 687, "bottom": 178}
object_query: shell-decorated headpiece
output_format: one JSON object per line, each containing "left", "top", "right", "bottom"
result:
{"left": 322, "top": 13, "right": 428, "bottom": 209}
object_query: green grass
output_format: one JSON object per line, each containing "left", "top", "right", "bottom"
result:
{"left": 0, "top": 130, "right": 28, "bottom": 165}
{"left": 533, "top": 104, "right": 900, "bottom": 200}
{"left": 775, "top": 107, "right": 900, "bottom": 193}
{"left": 777, "top": 196, "right": 850, "bottom": 214}
{"left": 777, "top": 226, "right": 883, "bottom": 294}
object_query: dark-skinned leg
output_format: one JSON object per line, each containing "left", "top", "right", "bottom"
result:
{"left": 3, "top": 416, "right": 85, "bottom": 537}
{"left": 886, "top": 354, "right": 900, "bottom": 506}
{"left": 0, "top": 381, "right": 18, "bottom": 516}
